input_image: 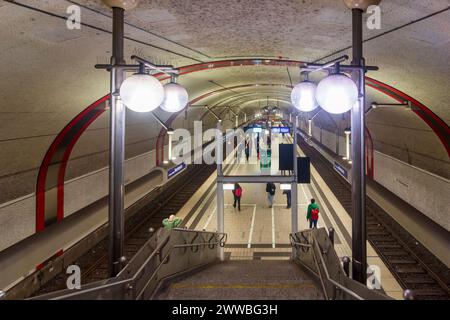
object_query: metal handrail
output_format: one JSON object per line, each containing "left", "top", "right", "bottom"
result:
{"left": 135, "top": 235, "right": 226, "bottom": 299}
{"left": 289, "top": 241, "right": 312, "bottom": 248}
{"left": 310, "top": 234, "right": 364, "bottom": 300}
{"left": 291, "top": 228, "right": 389, "bottom": 300}
{"left": 289, "top": 233, "right": 313, "bottom": 253}
{"left": 174, "top": 228, "right": 225, "bottom": 236}
{"left": 310, "top": 243, "right": 329, "bottom": 300}
{"left": 30, "top": 229, "right": 226, "bottom": 300}
{"left": 129, "top": 232, "right": 224, "bottom": 298}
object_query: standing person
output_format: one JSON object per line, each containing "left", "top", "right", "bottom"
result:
{"left": 283, "top": 189, "right": 291, "bottom": 209}
{"left": 232, "top": 183, "right": 242, "bottom": 211}
{"left": 256, "top": 133, "right": 260, "bottom": 160}
{"left": 306, "top": 199, "right": 320, "bottom": 229}
{"left": 266, "top": 182, "right": 276, "bottom": 208}
{"left": 245, "top": 141, "right": 250, "bottom": 163}
{"left": 267, "top": 134, "right": 272, "bottom": 149}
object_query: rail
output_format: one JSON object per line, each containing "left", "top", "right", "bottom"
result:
{"left": 290, "top": 228, "right": 392, "bottom": 300}
{"left": 29, "top": 228, "right": 227, "bottom": 300}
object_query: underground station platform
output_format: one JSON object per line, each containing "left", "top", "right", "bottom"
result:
{"left": 0, "top": 0, "right": 449, "bottom": 315}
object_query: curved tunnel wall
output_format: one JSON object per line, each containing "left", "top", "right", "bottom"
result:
{"left": 0, "top": 60, "right": 448, "bottom": 252}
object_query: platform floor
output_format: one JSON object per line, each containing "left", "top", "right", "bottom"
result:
{"left": 173, "top": 133, "right": 404, "bottom": 299}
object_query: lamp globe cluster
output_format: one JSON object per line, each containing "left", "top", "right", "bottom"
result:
{"left": 316, "top": 73, "right": 358, "bottom": 114}
{"left": 291, "top": 73, "right": 358, "bottom": 115}
{"left": 291, "top": 81, "right": 318, "bottom": 112}
{"left": 160, "top": 82, "right": 189, "bottom": 113}
{"left": 120, "top": 73, "right": 188, "bottom": 113}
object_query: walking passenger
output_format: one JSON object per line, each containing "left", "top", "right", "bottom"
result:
{"left": 306, "top": 199, "right": 319, "bottom": 229}
{"left": 256, "top": 133, "right": 260, "bottom": 160}
{"left": 162, "top": 214, "right": 183, "bottom": 230}
{"left": 232, "top": 183, "right": 242, "bottom": 211}
{"left": 266, "top": 182, "right": 276, "bottom": 208}
{"left": 245, "top": 143, "right": 250, "bottom": 163}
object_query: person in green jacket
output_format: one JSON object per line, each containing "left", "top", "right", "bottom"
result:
{"left": 306, "top": 199, "right": 320, "bottom": 229}
{"left": 162, "top": 214, "right": 183, "bottom": 230}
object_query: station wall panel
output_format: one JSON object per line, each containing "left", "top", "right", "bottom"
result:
{"left": 373, "top": 151, "right": 450, "bottom": 231}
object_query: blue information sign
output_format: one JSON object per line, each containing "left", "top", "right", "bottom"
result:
{"left": 333, "top": 161, "right": 348, "bottom": 178}
{"left": 167, "top": 162, "right": 187, "bottom": 179}
{"left": 271, "top": 126, "right": 290, "bottom": 133}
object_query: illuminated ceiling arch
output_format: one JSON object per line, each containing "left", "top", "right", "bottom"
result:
{"left": 155, "top": 59, "right": 449, "bottom": 164}
{"left": 36, "top": 59, "right": 450, "bottom": 232}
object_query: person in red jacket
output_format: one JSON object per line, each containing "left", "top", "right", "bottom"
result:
{"left": 232, "top": 183, "right": 242, "bottom": 211}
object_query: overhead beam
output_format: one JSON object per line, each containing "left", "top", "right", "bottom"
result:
{"left": 218, "top": 175, "right": 294, "bottom": 184}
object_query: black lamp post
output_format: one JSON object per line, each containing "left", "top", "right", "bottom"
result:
{"left": 344, "top": 0, "right": 382, "bottom": 283}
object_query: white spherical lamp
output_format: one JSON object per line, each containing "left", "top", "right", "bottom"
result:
{"left": 291, "top": 81, "right": 318, "bottom": 112}
{"left": 160, "top": 82, "right": 189, "bottom": 113}
{"left": 316, "top": 74, "right": 358, "bottom": 114}
{"left": 120, "top": 73, "right": 164, "bottom": 112}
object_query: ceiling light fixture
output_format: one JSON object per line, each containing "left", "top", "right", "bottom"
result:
{"left": 160, "top": 76, "right": 189, "bottom": 113}
{"left": 117, "top": 56, "right": 187, "bottom": 114}
{"left": 291, "top": 80, "right": 319, "bottom": 112}
{"left": 120, "top": 71, "right": 165, "bottom": 113}
{"left": 316, "top": 73, "right": 358, "bottom": 114}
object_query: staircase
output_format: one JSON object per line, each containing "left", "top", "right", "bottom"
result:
{"left": 154, "top": 260, "right": 324, "bottom": 300}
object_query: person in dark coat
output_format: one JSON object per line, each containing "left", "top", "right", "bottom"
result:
{"left": 232, "top": 183, "right": 243, "bottom": 211}
{"left": 283, "top": 189, "right": 291, "bottom": 209}
{"left": 245, "top": 139, "right": 250, "bottom": 163}
{"left": 265, "top": 182, "right": 276, "bottom": 208}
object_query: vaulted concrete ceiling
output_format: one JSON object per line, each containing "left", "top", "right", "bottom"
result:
{"left": 0, "top": 0, "right": 449, "bottom": 195}
{"left": 2, "top": 0, "right": 449, "bottom": 119}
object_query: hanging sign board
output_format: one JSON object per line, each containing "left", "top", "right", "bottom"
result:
{"left": 168, "top": 162, "right": 187, "bottom": 179}
{"left": 333, "top": 161, "right": 348, "bottom": 178}
{"left": 271, "top": 126, "right": 290, "bottom": 134}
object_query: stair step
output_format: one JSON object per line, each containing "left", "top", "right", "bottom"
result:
{"left": 394, "top": 266, "right": 426, "bottom": 274}
{"left": 154, "top": 260, "right": 324, "bottom": 300}
{"left": 389, "top": 259, "right": 417, "bottom": 264}
{"left": 403, "top": 277, "right": 437, "bottom": 284}
{"left": 410, "top": 289, "right": 447, "bottom": 297}
{"left": 382, "top": 251, "right": 408, "bottom": 256}
{"left": 377, "top": 244, "right": 403, "bottom": 249}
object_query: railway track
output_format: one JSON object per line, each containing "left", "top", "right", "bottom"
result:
{"left": 297, "top": 135, "right": 450, "bottom": 300}
{"left": 23, "top": 130, "right": 449, "bottom": 300}
{"left": 31, "top": 162, "right": 216, "bottom": 296}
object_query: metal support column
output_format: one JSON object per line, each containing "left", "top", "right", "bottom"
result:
{"left": 216, "top": 121, "right": 225, "bottom": 261}
{"left": 291, "top": 117, "right": 299, "bottom": 259}
{"left": 291, "top": 117, "right": 298, "bottom": 234}
{"left": 336, "top": 128, "right": 340, "bottom": 156}
{"left": 168, "top": 132, "right": 173, "bottom": 161}
{"left": 108, "top": 7, "right": 125, "bottom": 277}
{"left": 351, "top": 8, "right": 367, "bottom": 283}
{"left": 345, "top": 131, "right": 351, "bottom": 160}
